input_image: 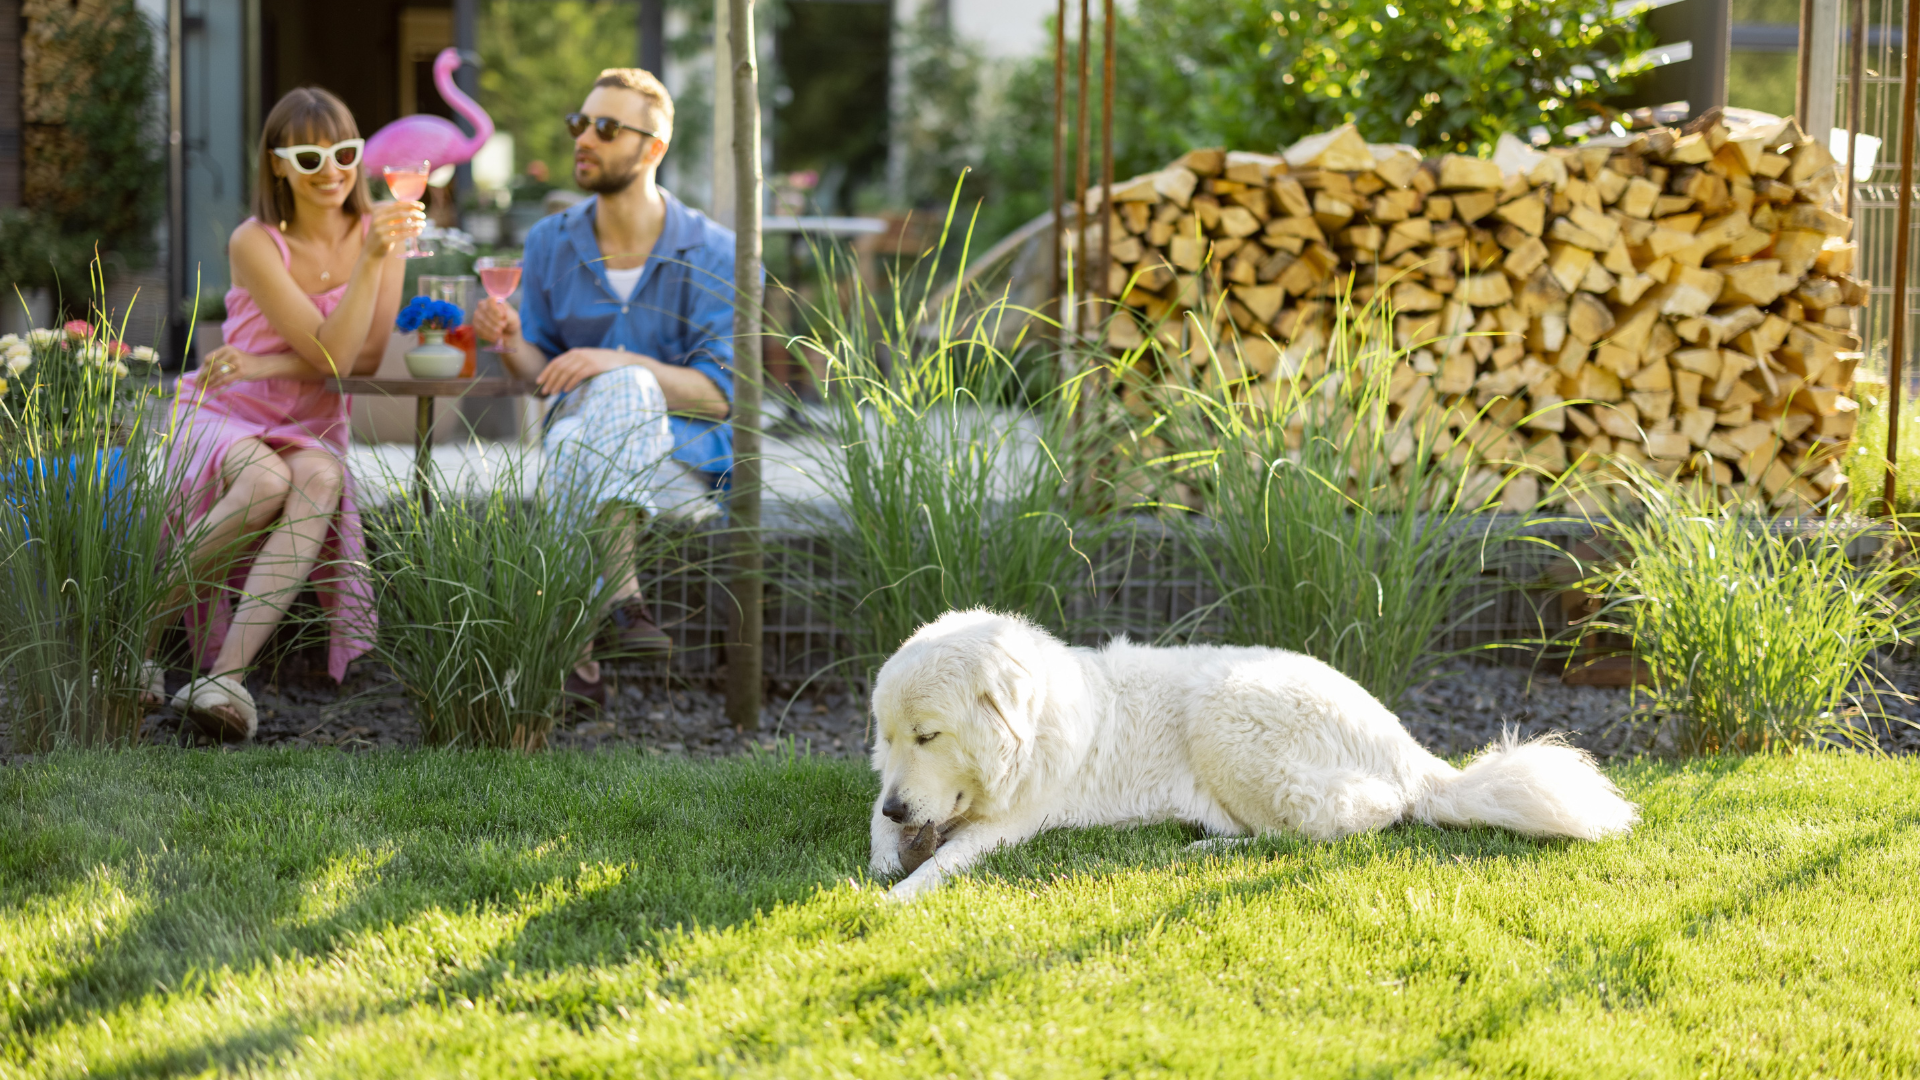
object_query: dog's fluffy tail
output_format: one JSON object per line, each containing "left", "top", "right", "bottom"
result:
{"left": 1411, "top": 733, "right": 1638, "bottom": 841}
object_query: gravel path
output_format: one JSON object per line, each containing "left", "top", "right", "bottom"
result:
{"left": 6, "top": 655, "right": 1916, "bottom": 761}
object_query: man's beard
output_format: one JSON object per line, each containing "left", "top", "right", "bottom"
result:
{"left": 577, "top": 145, "right": 643, "bottom": 194}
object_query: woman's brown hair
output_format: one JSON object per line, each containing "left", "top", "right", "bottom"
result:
{"left": 251, "top": 87, "right": 372, "bottom": 229}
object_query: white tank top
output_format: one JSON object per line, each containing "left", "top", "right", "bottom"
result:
{"left": 605, "top": 265, "right": 643, "bottom": 302}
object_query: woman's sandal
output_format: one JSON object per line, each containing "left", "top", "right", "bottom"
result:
{"left": 139, "top": 661, "right": 167, "bottom": 709}
{"left": 169, "top": 674, "right": 259, "bottom": 742}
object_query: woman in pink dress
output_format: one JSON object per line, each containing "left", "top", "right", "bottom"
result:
{"left": 163, "top": 87, "right": 423, "bottom": 738}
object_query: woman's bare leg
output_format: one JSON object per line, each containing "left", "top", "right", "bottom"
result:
{"left": 149, "top": 439, "right": 293, "bottom": 653}
{"left": 209, "top": 448, "right": 345, "bottom": 674}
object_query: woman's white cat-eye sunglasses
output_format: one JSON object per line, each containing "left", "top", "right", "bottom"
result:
{"left": 272, "top": 139, "right": 365, "bottom": 174}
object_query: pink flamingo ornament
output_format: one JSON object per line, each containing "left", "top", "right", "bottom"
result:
{"left": 363, "top": 48, "right": 495, "bottom": 178}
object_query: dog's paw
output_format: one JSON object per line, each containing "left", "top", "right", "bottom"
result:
{"left": 886, "top": 865, "right": 942, "bottom": 902}
{"left": 869, "top": 849, "right": 903, "bottom": 877}
{"left": 886, "top": 878, "right": 930, "bottom": 902}
{"left": 1187, "top": 837, "right": 1253, "bottom": 853}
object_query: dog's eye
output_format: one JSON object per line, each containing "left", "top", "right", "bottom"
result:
{"left": 915, "top": 732, "right": 939, "bottom": 745}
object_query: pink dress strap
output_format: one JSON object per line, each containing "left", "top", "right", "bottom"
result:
{"left": 242, "top": 214, "right": 367, "bottom": 268}
{"left": 242, "top": 217, "right": 294, "bottom": 269}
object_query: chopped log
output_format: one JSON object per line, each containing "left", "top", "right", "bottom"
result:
{"left": 1460, "top": 273, "right": 1514, "bottom": 306}
{"left": 1495, "top": 193, "right": 1547, "bottom": 236}
{"left": 1438, "top": 155, "right": 1503, "bottom": 190}
{"left": 1154, "top": 168, "right": 1199, "bottom": 208}
{"left": 1232, "top": 283, "right": 1285, "bottom": 322}
{"left": 1284, "top": 124, "right": 1375, "bottom": 171}
{"left": 1568, "top": 293, "right": 1616, "bottom": 343}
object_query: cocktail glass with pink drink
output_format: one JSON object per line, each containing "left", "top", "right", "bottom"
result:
{"left": 383, "top": 161, "right": 432, "bottom": 258}
{"left": 474, "top": 255, "right": 522, "bottom": 346}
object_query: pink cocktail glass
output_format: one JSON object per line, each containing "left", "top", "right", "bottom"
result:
{"left": 383, "top": 161, "right": 432, "bottom": 258}
{"left": 474, "top": 255, "right": 522, "bottom": 346}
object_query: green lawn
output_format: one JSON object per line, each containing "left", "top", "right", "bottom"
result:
{"left": 2, "top": 749, "right": 1916, "bottom": 1078}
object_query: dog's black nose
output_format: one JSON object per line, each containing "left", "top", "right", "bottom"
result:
{"left": 881, "top": 792, "right": 909, "bottom": 823}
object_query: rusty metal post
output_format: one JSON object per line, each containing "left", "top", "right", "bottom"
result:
{"left": 1885, "top": 0, "right": 1919, "bottom": 514}
{"left": 1052, "top": 0, "right": 1066, "bottom": 347}
{"left": 1797, "top": 0, "right": 1814, "bottom": 123}
{"left": 1099, "top": 0, "right": 1114, "bottom": 316}
{"left": 1074, "top": 0, "right": 1090, "bottom": 334}
{"left": 1847, "top": 0, "right": 1866, "bottom": 220}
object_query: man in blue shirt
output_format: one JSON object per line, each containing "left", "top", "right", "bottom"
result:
{"left": 475, "top": 67, "right": 735, "bottom": 704}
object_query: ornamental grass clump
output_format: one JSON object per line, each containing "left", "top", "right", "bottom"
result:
{"left": 361, "top": 443, "right": 682, "bottom": 749}
{"left": 1582, "top": 467, "right": 1916, "bottom": 754}
{"left": 1144, "top": 296, "right": 1559, "bottom": 710}
{"left": 0, "top": 306, "right": 180, "bottom": 749}
{"left": 1840, "top": 390, "right": 1920, "bottom": 514}
{"left": 771, "top": 201, "right": 1112, "bottom": 671}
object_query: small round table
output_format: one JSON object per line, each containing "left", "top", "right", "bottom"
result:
{"left": 334, "top": 376, "right": 537, "bottom": 509}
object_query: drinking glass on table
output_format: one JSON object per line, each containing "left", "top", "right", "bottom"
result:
{"left": 474, "top": 255, "right": 522, "bottom": 346}
{"left": 383, "top": 161, "right": 433, "bottom": 258}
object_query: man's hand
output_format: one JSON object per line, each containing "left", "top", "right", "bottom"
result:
{"left": 537, "top": 347, "right": 643, "bottom": 396}
{"left": 474, "top": 297, "right": 520, "bottom": 347}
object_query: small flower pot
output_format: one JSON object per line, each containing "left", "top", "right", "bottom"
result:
{"left": 405, "top": 330, "right": 466, "bottom": 379}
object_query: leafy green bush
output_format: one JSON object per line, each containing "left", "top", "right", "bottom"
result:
{"left": 955, "top": 0, "right": 1653, "bottom": 245}
{"left": 0, "top": 305, "right": 180, "bottom": 748}
{"left": 1140, "top": 299, "right": 1555, "bottom": 709}
{"left": 772, "top": 207, "right": 1113, "bottom": 674}
{"left": 21, "top": 0, "right": 162, "bottom": 287}
{"left": 0, "top": 210, "right": 89, "bottom": 293}
{"left": 1584, "top": 467, "right": 1915, "bottom": 754}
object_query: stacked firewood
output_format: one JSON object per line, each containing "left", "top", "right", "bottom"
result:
{"left": 1092, "top": 114, "right": 1866, "bottom": 513}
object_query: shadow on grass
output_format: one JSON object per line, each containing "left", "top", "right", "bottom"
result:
{"left": 790, "top": 757, "right": 1920, "bottom": 1074}
{"left": 0, "top": 747, "right": 878, "bottom": 1068}
{"left": 7, "top": 751, "right": 1913, "bottom": 1075}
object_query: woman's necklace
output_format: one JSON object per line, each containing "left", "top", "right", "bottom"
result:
{"left": 283, "top": 217, "right": 348, "bottom": 288}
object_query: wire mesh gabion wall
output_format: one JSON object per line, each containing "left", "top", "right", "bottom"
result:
{"left": 633, "top": 518, "right": 1585, "bottom": 686}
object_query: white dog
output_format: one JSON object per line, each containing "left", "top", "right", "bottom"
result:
{"left": 868, "top": 609, "right": 1638, "bottom": 900}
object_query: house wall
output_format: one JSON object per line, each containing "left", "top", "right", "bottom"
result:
{"left": 181, "top": 0, "right": 250, "bottom": 301}
{"left": 0, "top": 0, "right": 18, "bottom": 208}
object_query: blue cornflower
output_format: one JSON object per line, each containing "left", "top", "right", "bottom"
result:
{"left": 396, "top": 296, "right": 466, "bottom": 332}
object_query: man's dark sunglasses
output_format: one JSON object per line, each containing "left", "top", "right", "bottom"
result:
{"left": 565, "top": 113, "right": 657, "bottom": 142}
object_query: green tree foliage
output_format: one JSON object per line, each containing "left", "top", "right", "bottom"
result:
{"left": 478, "top": 0, "right": 711, "bottom": 198}
{"left": 479, "top": 0, "right": 642, "bottom": 192}
{"left": 950, "top": 0, "right": 1650, "bottom": 245}
{"left": 892, "top": 6, "right": 985, "bottom": 215}
{"left": 58, "top": 2, "right": 161, "bottom": 265}
{"left": 16, "top": 0, "right": 161, "bottom": 290}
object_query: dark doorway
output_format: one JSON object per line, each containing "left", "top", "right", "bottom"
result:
{"left": 774, "top": 0, "right": 891, "bottom": 214}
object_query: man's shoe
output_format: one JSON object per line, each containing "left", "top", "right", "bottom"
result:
{"left": 605, "top": 597, "right": 673, "bottom": 656}
{"left": 563, "top": 669, "right": 608, "bottom": 714}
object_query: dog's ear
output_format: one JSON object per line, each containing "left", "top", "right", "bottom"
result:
{"left": 978, "top": 642, "right": 1038, "bottom": 752}
{"left": 979, "top": 686, "right": 1027, "bottom": 750}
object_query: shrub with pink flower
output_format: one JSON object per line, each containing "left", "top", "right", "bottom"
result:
{"left": 0, "top": 320, "right": 161, "bottom": 435}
